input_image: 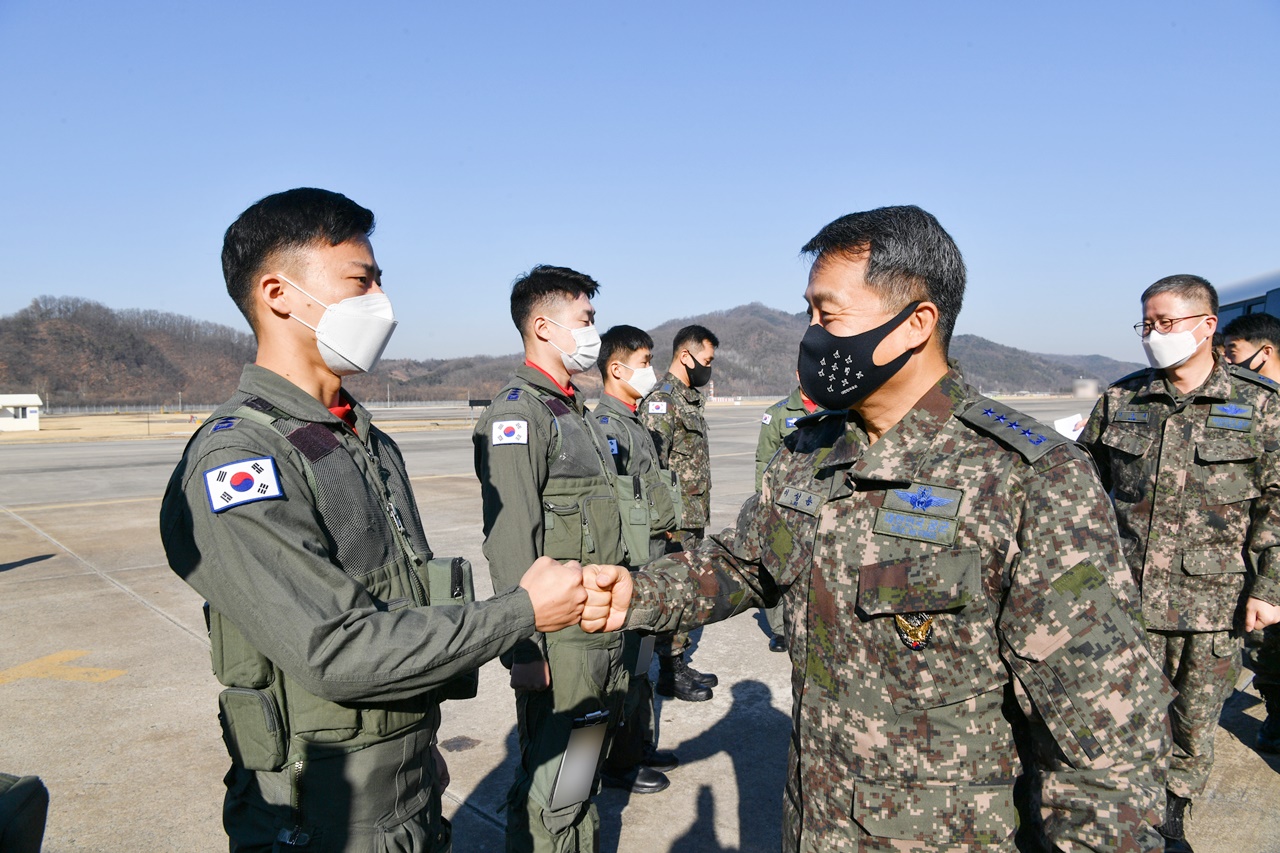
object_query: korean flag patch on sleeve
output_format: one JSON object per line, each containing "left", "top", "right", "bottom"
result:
{"left": 648, "top": 401, "right": 668, "bottom": 414}
{"left": 761, "top": 413, "right": 772, "bottom": 424}
{"left": 492, "top": 420, "right": 528, "bottom": 445}
{"left": 204, "top": 457, "right": 283, "bottom": 513}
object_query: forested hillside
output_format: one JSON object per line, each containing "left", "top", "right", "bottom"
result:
{"left": 0, "top": 298, "right": 1144, "bottom": 407}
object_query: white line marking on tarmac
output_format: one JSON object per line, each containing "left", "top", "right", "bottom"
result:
{"left": 0, "top": 503, "right": 209, "bottom": 647}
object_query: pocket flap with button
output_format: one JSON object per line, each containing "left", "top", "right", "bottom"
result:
{"left": 1181, "top": 547, "right": 1246, "bottom": 576}
{"left": 1196, "top": 437, "right": 1259, "bottom": 463}
{"left": 1100, "top": 424, "right": 1155, "bottom": 458}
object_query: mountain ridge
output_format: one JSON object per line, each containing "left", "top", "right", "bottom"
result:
{"left": 0, "top": 297, "right": 1145, "bottom": 407}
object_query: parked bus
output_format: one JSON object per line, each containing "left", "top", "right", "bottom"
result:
{"left": 1219, "top": 271, "right": 1280, "bottom": 324}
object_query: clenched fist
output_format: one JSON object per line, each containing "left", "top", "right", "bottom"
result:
{"left": 581, "top": 565, "right": 633, "bottom": 633}
{"left": 519, "top": 557, "right": 586, "bottom": 632}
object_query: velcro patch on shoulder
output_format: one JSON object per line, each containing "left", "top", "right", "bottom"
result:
{"left": 957, "top": 399, "right": 1064, "bottom": 462}
{"left": 599, "top": 415, "right": 609, "bottom": 424}
{"left": 544, "top": 398, "right": 572, "bottom": 417}
{"left": 492, "top": 420, "right": 528, "bottom": 445}
{"left": 210, "top": 417, "right": 239, "bottom": 433}
{"left": 761, "top": 413, "right": 772, "bottom": 424}
{"left": 775, "top": 486, "right": 822, "bottom": 516}
{"left": 204, "top": 457, "right": 283, "bottom": 513}
{"left": 648, "top": 401, "right": 668, "bottom": 414}
{"left": 286, "top": 422, "right": 340, "bottom": 462}
{"left": 506, "top": 388, "right": 521, "bottom": 401}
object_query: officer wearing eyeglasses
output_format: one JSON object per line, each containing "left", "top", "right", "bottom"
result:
{"left": 1080, "top": 274, "right": 1280, "bottom": 853}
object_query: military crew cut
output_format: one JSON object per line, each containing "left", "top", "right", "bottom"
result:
{"left": 222, "top": 188, "right": 375, "bottom": 331}
{"left": 672, "top": 324, "right": 719, "bottom": 357}
{"left": 801, "top": 205, "right": 966, "bottom": 352}
{"left": 598, "top": 325, "right": 655, "bottom": 376}
{"left": 510, "top": 265, "right": 601, "bottom": 338}
{"left": 1223, "top": 312, "right": 1280, "bottom": 348}
{"left": 1142, "top": 274, "right": 1219, "bottom": 315}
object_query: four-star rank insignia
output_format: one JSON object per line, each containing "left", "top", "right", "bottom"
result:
{"left": 894, "top": 613, "right": 934, "bottom": 650}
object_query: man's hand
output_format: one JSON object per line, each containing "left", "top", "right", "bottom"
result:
{"left": 519, "top": 556, "right": 586, "bottom": 632}
{"left": 510, "top": 660, "right": 551, "bottom": 691}
{"left": 1245, "top": 596, "right": 1280, "bottom": 632}
{"left": 581, "top": 565, "right": 633, "bottom": 633}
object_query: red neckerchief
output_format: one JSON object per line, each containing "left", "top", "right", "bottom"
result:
{"left": 328, "top": 396, "right": 357, "bottom": 431}
{"left": 802, "top": 396, "right": 818, "bottom": 414}
{"left": 606, "top": 392, "right": 638, "bottom": 413}
{"left": 525, "top": 359, "right": 575, "bottom": 398}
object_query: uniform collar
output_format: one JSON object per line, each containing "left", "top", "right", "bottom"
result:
{"left": 516, "top": 363, "right": 583, "bottom": 413}
{"left": 1136, "top": 356, "right": 1234, "bottom": 404}
{"left": 819, "top": 370, "right": 969, "bottom": 485}
{"left": 786, "top": 386, "right": 816, "bottom": 414}
{"left": 238, "top": 364, "right": 372, "bottom": 432}
{"left": 662, "top": 371, "right": 703, "bottom": 406}
{"left": 599, "top": 392, "right": 639, "bottom": 417}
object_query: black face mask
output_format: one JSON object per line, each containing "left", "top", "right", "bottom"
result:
{"left": 797, "top": 302, "right": 920, "bottom": 410}
{"left": 686, "top": 354, "right": 713, "bottom": 388}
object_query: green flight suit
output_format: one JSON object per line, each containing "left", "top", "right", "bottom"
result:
{"left": 160, "top": 365, "right": 537, "bottom": 852}
{"left": 473, "top": 365, "right": 629, "bottom": 853}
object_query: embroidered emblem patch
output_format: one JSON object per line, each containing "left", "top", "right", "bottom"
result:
{"left": 204, "top": 457, "right": 283, "bottom": 513}
{"left": 599, "top": 416, "right": 609, "bottom": 424}
{"left": 1115, "top": 410, "right": 1150, "bottom": 424}
{"left": 761, "top": 413, "right": 773, "bottom": 424}
{"left": 873, "top": 508, "right": 959, "bottom": 546}
{"left": 210, "top": 417, "right": 239, "bottom": 432}
{"left": 894, "top": 613, "right": 934, "bottom": 650}
{"left": 492, "top": 420, "right": 528, "bottom": 445}
{"left": 775, "top": 486, "right": 822, "bottom": 517}
{"left": 506, "top": 389, "right": 521, "bottom": 401}
{"left": 1211, "top": 402, "right": 1253, "bottom": 418}
{"left": 978, "top": 407, "right": 1048, "bottom": 444}
{"left": 884, "top": 484, "right": 963, "bottom": 518}
{"left": 648, "top": 401, "right": 668, "bottom": 414}
{"left": 608, "top": 438, "right": 619, "bottom": 455}
{"left": 785, "top": 417, "right": 798, "bottom": 428}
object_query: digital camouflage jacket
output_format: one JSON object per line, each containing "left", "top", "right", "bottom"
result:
{"left": 756, "top": 387, "right": 814, "bottom": 491}
{"left": 626, "top": 370, "right": 1171, "bottom": 852}
{"left": 1079, "top": 359, "right": 1280, "bottom": 632}
{"left": 641, "top": 372, "right": 710, "bottom": 529}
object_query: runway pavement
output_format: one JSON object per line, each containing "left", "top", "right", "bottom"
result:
{"left": 2, "top": 397, "right": 1278, "bottom": 851}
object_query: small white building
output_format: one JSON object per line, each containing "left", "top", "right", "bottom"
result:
{"left": 0, "top": 394, "right": 43, "bottom": 432}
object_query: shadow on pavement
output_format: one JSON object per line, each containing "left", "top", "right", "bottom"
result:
{"left": 0, "top": 555, "right": 54, "bottom": 573}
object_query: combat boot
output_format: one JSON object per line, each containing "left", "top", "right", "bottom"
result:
{"left": 1256, "top": 683, "right": 1280, "bottom": 753}
{"left": 1156, "top": 791, "right": 1194, "bottom": 853}
{"left": 657, "top": 654, "right": 713, "bottom": 701}
{"left": 685, "top": 659, "right": 718, "bottom": 687}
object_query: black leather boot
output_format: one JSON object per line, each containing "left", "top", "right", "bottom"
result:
{"left": 1257, "top": 683, "right": 1280, "bottom": 753}
{"left": 684, "top": 659, "right": 718, "bottom": 687}
{"left": 657, "top": 654, "right": 713, "bottom": 701}
{"left": 1156, "top": 791, "right": 1194, "bottom": 853}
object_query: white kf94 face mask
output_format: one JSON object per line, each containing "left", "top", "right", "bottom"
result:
{"left": 620, "top": 363, "right": 657, "bottom": 397}
{"left": 1142, "top": 316, "right": 1208, "bottom": 370}
{"left": 281, "top": 275, "right": 398, "bottom": 376}
{"left": 547, "top": 319, "right": 602, "bottom": 375}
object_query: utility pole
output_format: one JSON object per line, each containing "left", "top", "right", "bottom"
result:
{"left": 178, "top": 391, "right": 182, "bottom": 413}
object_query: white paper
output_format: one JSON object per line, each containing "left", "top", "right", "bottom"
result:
{"left": 1054, "top": 414, "right": 1085, "bottom": 441}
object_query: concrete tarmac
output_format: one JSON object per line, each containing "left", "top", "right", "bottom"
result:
{"left": 2, "top": 397, "right": 1278, "bottom": 851}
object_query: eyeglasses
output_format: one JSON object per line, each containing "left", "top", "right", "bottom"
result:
{"left": 1133, "top": 315, "right": 1208, "bottom": 337}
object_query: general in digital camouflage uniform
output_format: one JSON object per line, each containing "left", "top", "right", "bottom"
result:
{"left": 586, "top": 206, "right": 1172, "bottom": 852}
{"left": 754, "top": 385, "right": 817, "bottom": 650}
{"left": 639, "top": 324, "right": 722, "bottom": 701}
{"left": 1080, "top": 274, "right": 1280, "bottom": 851}
{"left": 161, "top": 189, "right": 584, "bottom": 852}
{"left": 473, "top": 266, "right": 629, "bottom": 852}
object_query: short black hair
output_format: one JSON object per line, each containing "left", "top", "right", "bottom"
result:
{"left": 509, "top": 265, "right": 601, "bottom": 338}
{"left": 801, "top": 205, "right": 966, "bottom": 352}
{"left": 222, "top": 188, "right": 375, "bottom": 331}
{"left": 598, "top": 325, "right": 654, "bottom": 376}
{"left": 1223, "top": 312, "right": 1280, "bottom": 348}
{"left": 1141, "top": 274, "right": 1218, "bottom": 315}
{"left": 672, "top": 324, "right": 719, "bottom": 358}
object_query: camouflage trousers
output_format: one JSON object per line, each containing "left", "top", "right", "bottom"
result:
{"left": 505, "top": 626, "right": 627, "bottom": 853}
{"left": 657, "top": 528, "right": 705, "bottom": 658}
{"left": 1146, "top": 629, "right": 1241, "bottom": 798}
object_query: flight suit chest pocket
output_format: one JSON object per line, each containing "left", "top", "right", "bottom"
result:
{"left": 855, "top": 548, "right": 1005, "bottom": 713}
{"left": 1195, "top": 438, "right": 1261, "bottom": 506}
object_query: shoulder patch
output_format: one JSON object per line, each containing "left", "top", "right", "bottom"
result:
{"left": 204, "top": 457, "right": 283, "bottom": 513}
{"left": 761, "top": 412, "right": 772, "bottom": 424}
{"left": 598, "top": 415, "right": 609, "bottom": 424}
{"left": 506, "top": 388, "right": 522, "bottom": 401}
{"left": 648, "top": 401, "right": 668, "bottom": 414}
{"left": 210, "top": 417, "right": 239, "bottom": 433}
{"left": 492, "top": 420, "right": 529, "bottom": 445}
{"left": 1229, "top": 363, "right": 1280, "bottom": 392}
{"left": 957, "top": 398, "right": 1066, "bottom": 463}
{"left": 784, "top": 417, "right": 799, "bottom": 429}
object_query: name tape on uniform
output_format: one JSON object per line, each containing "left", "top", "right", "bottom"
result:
{"left": 492, "top": 420, "right": 529, "bottom": 445}
{"left": 204, "top": 457, "right": 283, "bottom": 513}
{"left": 648, "top": 401, "right": 667, "bottom": 414}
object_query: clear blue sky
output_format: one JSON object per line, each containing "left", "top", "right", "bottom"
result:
{"left": 2, "top": 1, "right": 1276, "bottom": 362}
